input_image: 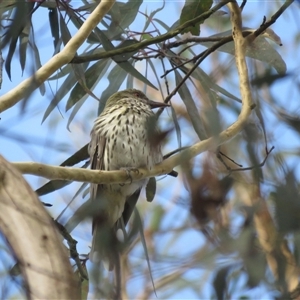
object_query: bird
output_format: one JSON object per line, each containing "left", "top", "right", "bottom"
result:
{"left": 88, "top": 88, "right": 169, "bottom": 270}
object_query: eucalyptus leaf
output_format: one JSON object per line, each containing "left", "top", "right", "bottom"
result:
{"left": 95, "top": 30, "right": 158, "bottom": 90}
{"left": 133, "top": 208, "right": 156, "bottom": 296}
{"left": 213, "top": 265, "right": 232, "bottom": 300}
{"left": 146, "top": 177, "right": 156, "bottom": 202}
{"left": 200, "top": 29, "right": 286, "bottom": 74}
{"left": 174, "top": 70, "right": 207, "bottom": 140}
{"left": 97, "top": 63, "right": 130, "bottom": 115}
{"left": 66, "top": 59, "right": 110, "bottom": 111}
{"left": 4, "top": 1, "right": 34, "bottom": 79}
{"left": 19, "top": 22, "right": 30, "bottom": 74}
{"left": 42, "top": 72, "right": 76, "bottom": 123}
{"left": 179, "top": 0, "right": 212, "bottom": 36}
{"left": 107, "top": 0, "right": 143, "bottom": 39}
{"left": 142, "top": 1, "right": 165, "bottom": 33}
{"left": 48, "top": 8, "right": 59, "bottom": 53}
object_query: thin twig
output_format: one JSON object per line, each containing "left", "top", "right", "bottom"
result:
{"left": 227, "top": 146, "right": 275, "bottom": 173}
{"left": 240, "top": 0, "right": 247, "bottom": 11}
{"left": 70, "top": 1, "right": 232, "bottom": 64}
{"left": 54, "top": 220, "right": 89, "bottom": 281}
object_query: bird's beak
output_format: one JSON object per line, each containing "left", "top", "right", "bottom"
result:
{"left": 147, "top": 99, "right": 170, "bottom": 109}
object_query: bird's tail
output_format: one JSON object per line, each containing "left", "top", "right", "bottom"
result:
{"left": 90, "top": 222, "right": 119, "bottom": 271}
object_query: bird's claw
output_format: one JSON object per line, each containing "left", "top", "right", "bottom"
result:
{"left": 120, "top": 167, "right": 139, "bottom": 184}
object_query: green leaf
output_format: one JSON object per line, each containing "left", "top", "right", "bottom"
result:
{"left": 146, "top": 177, "right": 156, "bottom": 202}
{"left": 271, "top": 171, "right": 300, "bottom": 233}
{"left": 29, "top": 35, "right": 45, "bottom": 95}
{"left": 107, "top": 0, "right": 143, "bottom": 38}
{"left": 98, "top": 63, "right": 129, "bottom": 115}
{"left": 67, "top": 98, "right": 86, "bottom": 130}
{"left": 213, "top": 266, "right": 231, "bottom": 300}
{"left": 133, "top": 208, "right": 156, "bottom": 296}
{"left": 142, "top": 1, "right": 165, "bottom": 33}
{"left": 19, "top": 22, "right": 30, "bottom": 74}
{"left": 174, "top": 70, "right": 207, "bottom": 140}
{"left": 59, "top": 10, "right": 72, "bottom": 46}
{"left": 35, "top": 144, "right": 89, "bottom": 196}
{"left": 42, "top": 62, "right": 89, "bottom": 123}
{"left": 118, "top": 61, "right": 158, "bottom": 90}
{"left": 67, "top": 8, "right": 99, "bottom": 44}
{"left": 179, "top": 0, "right": 212, "bottom": 36}
{"left": 4, "top": 1, "right": 34, "bottom": 80}
{"left": 192, "top": 67, "right": 241, "bottom": 103}
{"left": 96, "top": 30, "right": 158, "bottom": 90}
{"left": 171, "top": 101, "right": 182, "bottom": 148}
{"left": 48, "top": 65, "right": 73, "bottom": 80}
{"left": 42, "top": 72, "right": 76, "bottom": 123}
{"left": 48, "top": 8, "right": 60, "bottom": 53}
{"left": 66, "top": 59, "right": 110, "bottom": 111}
{"left": 200, "top": 29, "right": 286, "bottom": 74}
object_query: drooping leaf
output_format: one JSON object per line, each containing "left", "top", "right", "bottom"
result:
{"left": 278, "top": 111, "right": 300, "bottom": 137}
{"left": 191, "top": 67, "right": 241, "bottom": 103}
{"left": 4, "top": 1, "right": 34, "bottom": 80}
{"left": 146, "top": 177, "right": 156, "bottom": 202}
{"left": 48, "top": 65, "right": 73, "bottom": 80}
{"left": 67, "top": 8, "right": 100, "bottom": 44}
{"left": 96, "top": 30, "right": 158, "bottom": 90}
{"left": 179, "top": 0, "right": 213, "bottom": 36}
{"left": 67, "top": 98, "right": 87, "bottom": 130}
{"left": 118, "top": 61, "right": 158, "bottom": 90}
{"left": 133, "top": 208, "right": 156, "bottom": 296}
{"left": 56, "top": 182, "right": 89, "bottom": 222}
{"left": 19, "top": 21, "right": 30, "bottom": 74}
{"left": 35, "top": 144, "right": 89, "bottom": 196}
{"left": 59, "top": 11, "right": 72, "bottom": 46}
{"left": 42, "top": 62, "right": 89, "bottom": 123}
{"left": 59, "top": 10, "right": 89, "bottom": 95}
{"left": 142, "top": 1, "right": 165, "bottom": 33}
{"left": 200, "top": 28, "right": 286, "bottom": 74}
{"left": 171, "top": 100, "right": 182, "bottom": 149}
{"left": 64, "top": 199, "right": 93, "bottom": 233}
{"left": 174, "top": 69, "right": 207, "bottom": 140}
{"left": 114, "top": 39, "right": 140, "bottom": 62}
{"left": 107, "top": 0, "right": 143, "bottom": 39}
{"left": 97, "top": 63, "right": 130, "bottom": 115}
{"left": 271, "top": 171, "right": 300, "bottom": 233}
{"left": 48, "top": 8, "right": 60, "bottom": 54}
{"left": 148, "top": 59, "right": 164, "bottom": 96}
{"left": 29, "top": 34, "right": 45, "bottom": 95}
{"left": 213, "top": 265, "right": 232, "bottom": 300}
{"left": 42, "top": 71, "right": 76, "bottom": 123}
{"left": 36, "top": 179, "right": 72, "bottom": 197}
{"left": 66, "top": 59, "right": 110, "bottom": 111}
{"left": 251, "top": 70, "right": 290, "bottom": 87}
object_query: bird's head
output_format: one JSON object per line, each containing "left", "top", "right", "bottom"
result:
{"left": 105, "top": 89, "right": 169, "bottom": 109}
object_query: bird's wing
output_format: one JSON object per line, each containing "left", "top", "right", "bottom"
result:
{"left": 89, "top": 130, "right": 106, "bottom": 233}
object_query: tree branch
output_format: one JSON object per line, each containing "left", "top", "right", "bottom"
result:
{"left": 227, "top": 0, "right": 299, "bottom": 295}
{"left": 12, "top": 103, "right": 254, "bottom": 184}
{"left": 70, "top": 0, "right": 231, "bottom": 64}
{"left": 0, "top": 1, "right": 116, "bottom": 113}
{"left": 0, "top": 155, "right": 80, "bottom": 299}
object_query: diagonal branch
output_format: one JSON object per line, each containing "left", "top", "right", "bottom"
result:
{"left": 0, "top": 1, "right": 116, "bottom": 113}
{"left": 71, "top": 0, "right": 231, "bottom": 64}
